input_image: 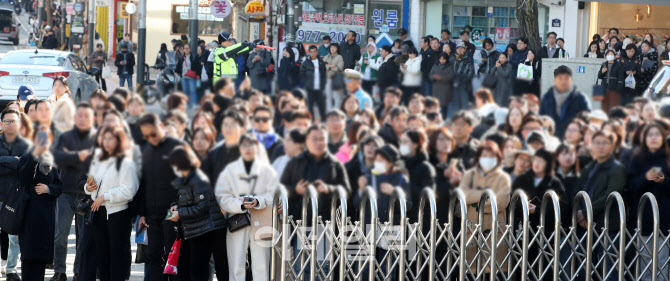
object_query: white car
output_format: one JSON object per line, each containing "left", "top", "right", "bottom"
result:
{"left": 0, "top": 49, "right": 100, "bottom": 103}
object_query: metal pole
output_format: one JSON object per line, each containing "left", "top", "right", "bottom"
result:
{"left": 38, "top": 0, "right": 45, "bottom": 31}
{"left": 87, "top": 0, "right": 95, "bottom": 65}
{"left": 188, "top": 0, "right": 197, "bottom": 52}
{"left": 60, "top": 0, "right": 66, "bottom": 47}
{"left": 136, "top": 0, "right": 146, "bottom": 88}
{"left": 285, "top": 0, "right": 294, "bottom": 43}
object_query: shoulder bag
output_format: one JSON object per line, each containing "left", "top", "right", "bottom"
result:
{"left": 227, "top": 176, "right": 257, "bottom": 233}
{"left": 0, "top": 182, "right": 28, "bottom": 235}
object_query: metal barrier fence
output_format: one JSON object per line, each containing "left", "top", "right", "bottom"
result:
{"left": 270, "top": 185, "right": 669, "bottom": 281}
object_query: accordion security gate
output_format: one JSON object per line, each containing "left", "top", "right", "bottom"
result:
{"left": 269, "top": 185, "right": 668, "bottom": 281}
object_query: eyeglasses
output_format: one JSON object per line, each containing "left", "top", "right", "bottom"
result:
{"left": 254, "top": 117, "right": 270, "bottom": 123}
{"left": 2, "top": 119, "right": 17, "bottom": 125}
{"left": 240, "top": 142, "right": 256, "bottom": 148}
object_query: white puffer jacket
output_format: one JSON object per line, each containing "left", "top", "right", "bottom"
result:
{"left": 84, "top": 149, "right": 139, "bottom": 216}
{"left": 401, "top": 55, "right": 423, "bottom": 87}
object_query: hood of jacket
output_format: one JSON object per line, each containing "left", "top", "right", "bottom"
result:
{"left": 644, "top": 47, "right": 657, "bottom": 55}
{"left": 52, "top": 99, "right": 76, "bottom": 133}
{"left": 366, "top": 42, "right": 379, "bottom": 57}
{"left": 383, "top": 54, "right": 396, "bottom": 63}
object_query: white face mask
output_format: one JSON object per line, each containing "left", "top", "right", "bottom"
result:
{"left": 323, "top": 43, "right": 330, "bottom": 48}
{"left": 172, "top": 166, "right": 182, "bottom": 178}
{"left": 399, "top": 144, "right": 411, "bottom": 156}
{"left": 479, "top": 157, "right": 498, "bottom": 172}
{"left": 373, "top": 161, "right": 388, "bottom": 174}
{"left": 606, "top": 55, "right": 615, "bottom": 61}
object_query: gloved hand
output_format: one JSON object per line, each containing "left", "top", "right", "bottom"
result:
{"left": 246, "top": 42, "right": 257, "bottom": 48}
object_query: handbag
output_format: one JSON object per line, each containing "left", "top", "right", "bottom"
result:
{"left": 0, "top": 184, "right": 28, "bottom": 235}
{"left": 101, "top": 62, "right": 111, "bottom": 78}
{"left": 184, "top": 55, "right": 197, "bottom": 79}
{"left": 76, "top": 178, "right": 102, "bottom": 226}
{"left": 482, "top": 73, "right": 497, "bottom": 88}
{"left": 163, "top": 239, "right": 182, "bottom": 275}
{"left": 227, "top": 175, "right": 258, "bottom": 233}
{"left": 331, "top": 71, "right": 345, "bottom": 90}
{"left": 266, "top": 63, "right": 275, "bottom": 73}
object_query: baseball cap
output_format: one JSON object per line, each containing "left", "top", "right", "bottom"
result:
{"left": 18, "top": 85, "right": 36, "bottom": 101}
{"left": 456, "top": 42, "right": 466, "bottom": 49}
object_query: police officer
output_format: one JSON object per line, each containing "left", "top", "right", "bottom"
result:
{"left": 212, "top": 32, "right": 257, "bottom": 85}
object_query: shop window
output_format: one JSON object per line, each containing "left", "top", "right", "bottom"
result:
{"left": 170, "top": 4, "right": 233, "bottom": 36}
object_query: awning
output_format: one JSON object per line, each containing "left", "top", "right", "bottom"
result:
{"left": 582, "top": 0, "right": 670, "bottom": 6}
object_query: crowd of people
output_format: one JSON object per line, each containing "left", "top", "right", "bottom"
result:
{"left": 0, "top": 25, "right": 668, "bottom": 281}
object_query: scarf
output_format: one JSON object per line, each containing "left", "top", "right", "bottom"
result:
{"left": 254, "top": 129, "right": 278, "bottom": 149}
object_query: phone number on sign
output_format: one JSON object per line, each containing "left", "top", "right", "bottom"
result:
{"left": 297, "top": 29, "right": 362, "bottom": 44}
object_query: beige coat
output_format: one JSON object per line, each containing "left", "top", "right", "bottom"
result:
{"left": 457, "top": 166, "right": 511, "bottom": 272}
{"left": 323, "top": 53, "right": 344, "bottom": 78}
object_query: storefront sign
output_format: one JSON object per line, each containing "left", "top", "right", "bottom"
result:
{"left": 296, "top": 22, "right": 364, "bottom": 44}
{"left": 354, "top": 4, "right": 364, "bottom": 15}
{"left": 370, "top": 9, "right": 398, "bottom": 29}
{"left": 471, "top": 28, "right": 483, "bottom": 46}
{"left": 495, "top": 27, "right": 510, "bottom": 44}
{"left": 552, "top": 18, "right": 561, "bottom": 28}
{"left": 302, "top": 12, "right": 365, "bottom": 26}
{"left": 125, "top": 3, "right": 136, "bottom": 15}
{"left": 210, "top": 0, "right": 232, "bottom": 18}
{"left": 70, "top": 16, "right": 85, "bottom": 33}
{"left": 94, "top": 0, "right": 107, "bottom": 7}
{"left": 375, "top": 32, "right": 393, "bottom": 47}
{"left": 120, "top": 2, "right": 129, "bottom": 18}
{"left": 244, "top": 1, "right": 264, "bottom": 16}
{"left": 487, "top": 6, "right": 493, "bottom": 17}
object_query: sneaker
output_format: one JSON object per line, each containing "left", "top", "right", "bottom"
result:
{"left": 6, "top": 273, "right": 20, "bottom": 281}
{"left": 1, "top": 259, "right": 5, "bottom": 274}
{"left": 49, "top": 273, "right": 67, "bottom": 281}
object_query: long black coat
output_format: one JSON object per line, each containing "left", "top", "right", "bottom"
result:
{"left": 403, "top": 152, "right": 435, "bottom": 223}
{"left": 277, "top": 57, "right": 299, "bottom": 91}
{"left": 280, "top": 151, "right": 350, "bottom": 221}
{"left": 598, "top": 61, "right": 625, "bottom": 92}
{"left": 511, "top": 170, "right": 567, "bottom": 230}
{"left": 0, "top": 134, "right": 32, "bottom": 202}
{"left": 377, "top": 55, "right": 400, "bottom": 91}
{"left": 53, "top": 128, "right": 96, "bottom": 194}
{"left": 19, "top": 153, "right": 63, "bottom": 264}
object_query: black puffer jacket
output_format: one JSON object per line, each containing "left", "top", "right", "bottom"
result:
{"left": 173, "top": 169, "right": 226, "bottom": 240}
{"left": 598, "top": 61, "right": 625, "bottom": 92}
{"left": 0, "top": 134, "right": 32, "bottom": 202}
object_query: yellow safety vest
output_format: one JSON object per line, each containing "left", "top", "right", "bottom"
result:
{"left": 212, "top": 43, "right": 249, "bottom": 85}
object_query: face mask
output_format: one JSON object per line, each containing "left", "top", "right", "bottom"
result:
{"left": 373, "top": 161, "right": 387, "bottom": 174}
{"left": 122, "top": 50, "right": 128, "bottom": 53}
{"left": 323, "top": 43, "right": 330, "bottom": 48}
{"left": 606, "top": 55, "right": 615, "bottom": 61}
{"left": 399, "top": 144, "right": 411, "bottom": 156}
{"left": 479, "top": 157, "right": 498, "bottom": 172}
{"left": 172, "top": 166, "right": 182, "bottom": 178}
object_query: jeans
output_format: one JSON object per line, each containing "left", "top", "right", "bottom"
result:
{"left": 422, "top": 80, "right": 432, "bottom": 97}
{"left": 6, "top": 235, "right": 19, "bottom": 274}
{"left": 181, "top": 77, "right": 198, "bottom": 106}
{"left": 640, "top": 235, "right": 670, "bottom": 281}
{"left": 119, "top": 73, "right": 133, "bottom": 90}
{"left": 54, "top": 192, "right": 86, "bottom": 275}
